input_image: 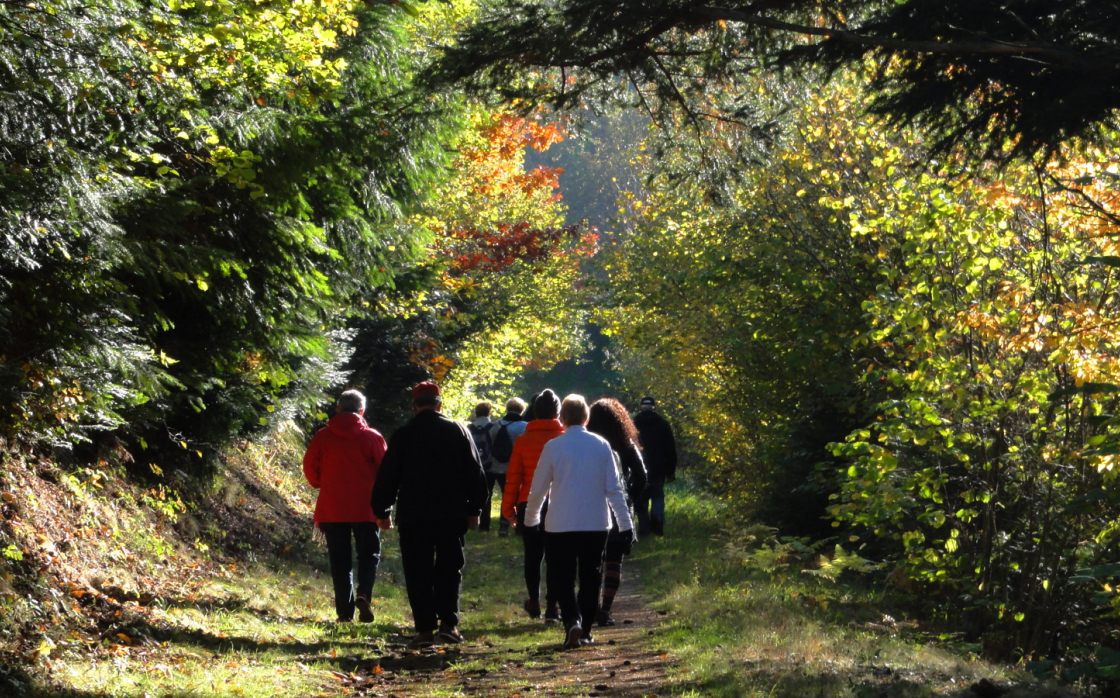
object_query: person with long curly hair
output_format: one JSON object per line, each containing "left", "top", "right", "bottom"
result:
{"left": 586, "top": 397, "right": 647, "bottom": 626}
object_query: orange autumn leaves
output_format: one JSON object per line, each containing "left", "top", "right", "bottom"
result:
{"left": 435, "top": 114, "right": 591, "bottom": 275}
{"left": 407, "top": 113, "right": 597, "bottom": 393}
{"left": 963, "top": 158, "right": 1120, "bottom": 397}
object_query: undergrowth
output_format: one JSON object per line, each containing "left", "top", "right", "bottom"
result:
{"left": 630, "top": 481, "right": 1088, "bottom": 698}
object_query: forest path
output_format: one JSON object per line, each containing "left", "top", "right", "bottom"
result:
{"left": 338, "top": 568, "right": 675, "bottom": 697}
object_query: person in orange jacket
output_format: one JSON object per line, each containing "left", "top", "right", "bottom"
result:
{"left": 501, "top": 389, "right": 564, "bottom": 620}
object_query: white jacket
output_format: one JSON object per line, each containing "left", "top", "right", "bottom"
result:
{"left": 524, "top": 425, "right": 634, "bottom": 533}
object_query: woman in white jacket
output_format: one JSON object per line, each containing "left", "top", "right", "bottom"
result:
{"left": 523, "top": 394, "right": 635, "bottom": 649}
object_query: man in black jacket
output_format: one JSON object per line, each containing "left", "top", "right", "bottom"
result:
{"left": 632, "top": 396, "right": 678, "bottom": 536}
{"left": 372, "top": 381, "right": 488, "bottom": 648}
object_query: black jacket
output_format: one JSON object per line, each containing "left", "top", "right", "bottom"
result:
{"left": 633, "top": 410, "right": 677, "bottom": 479}
{"left": 371, "top": 409, "right": 489, "bottom": 527}
{"left": 618, "top": 442, "right": 647, "bottom": 503}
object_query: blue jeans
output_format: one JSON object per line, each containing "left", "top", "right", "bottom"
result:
{"left": 319, "top": 522, "right": 381, "bottom": 621}
{"left": 636, "top": 474, "right": 666, "bottom": 536}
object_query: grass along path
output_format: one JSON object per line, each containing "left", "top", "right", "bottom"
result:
{"left": 42, "top": 525, "right": 674, "bottom": 698}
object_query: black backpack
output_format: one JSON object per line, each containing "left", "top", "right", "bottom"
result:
{"left": 491, "top": 422, "right": 514, "bottom": 463}
{"left": 469, "top": 422, "right": 492, "bottom": 465}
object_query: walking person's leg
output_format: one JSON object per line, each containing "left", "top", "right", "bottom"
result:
{"left": 647, "top": 474, "right": 666, "bottom": 535}
{"left": 635, "top": 487, "right": 652, "bottom": 536}
{"left": 480, "top": 472, "right": 497, "bottom": 531}
{"left": 432, "top": 521, "right": 468, "bottom": 640}
{"left": 398, "top": 525, "right": 439, "bottom": 641}
{"left": 599, "top": 536, "right": 626, "bottom": 625}
{"left": 319, "top": 522, "right": 356, "bottom": 621}
{"left": 518, "top": 502, "right": 545, "bottom": 617}
{"left": 544, "top": 531, "right": 581, "bottom": 648}
{"left": 494, "top": 473, "right": 510, "bottom": 536}
{"left": 352, "top": 522, "right": 381, "bottom": 622}
{"left": 575, "top": 531, "right": 609, "bottom": 640}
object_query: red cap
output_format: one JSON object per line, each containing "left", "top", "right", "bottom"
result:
{"left": 413, "top": 381, "right": 441, "bottom": 398}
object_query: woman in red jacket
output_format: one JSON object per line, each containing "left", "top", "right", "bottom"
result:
{"left": 303, "top": 390, "right": 387, "bottom": 623}
{"left": 501, "top": 389, "right": 564, "bottom": 620}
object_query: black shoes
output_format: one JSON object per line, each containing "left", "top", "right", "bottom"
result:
{"left": 596, "top": 609, "right": 615, "bottom": 626}
{"left": 543, "top": 604, "right": 561, "bottom": 623}
{"left": 650, "top": 516, "right": 664, "bottom": 536}
{"left": 563, "top": 623, "right": 583, "bottom": 649}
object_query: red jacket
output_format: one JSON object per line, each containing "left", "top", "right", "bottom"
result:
{"left": 501, "top": 418, "right": 564, "bottom": 520}
{"left": 303, "top": 412, "right": 387, "bottom": 524}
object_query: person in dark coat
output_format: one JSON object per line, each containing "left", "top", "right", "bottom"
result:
{"left": 303, "top": 389, "right": 387, "bottom": 623}
{"left": 587, "top": 397, "right": 647, "bottom": 627}
{"left": 632, "top": 396, "right": 677, "bottom": 536}
{"left": 371, "top": 381, "right": 489, "bottom": 648}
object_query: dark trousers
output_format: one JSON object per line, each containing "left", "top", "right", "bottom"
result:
{"left": 319, "top": 522, "right": 381, "bottom": 621}
{"left": 479, "top": 471, "right": 508, "bottom": 532}
{"left": 397, "top": 519, "right": 468, "bottom": 632}
{"left": 517, "top": 502, "right": 555, "bottom": 608}
{"left": 636, "top": 473, "right": 666, "bottom": 535}
{"left": 545, "top": 530, "right": 609, "bottom": 632}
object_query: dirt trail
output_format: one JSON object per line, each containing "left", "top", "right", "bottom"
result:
{"left": 350, "top": 579, "right": 675, "bottom": 697}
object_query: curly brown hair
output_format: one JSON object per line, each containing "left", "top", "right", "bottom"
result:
{"left": 587, "top": 398, "right": 640, "bottom": 451}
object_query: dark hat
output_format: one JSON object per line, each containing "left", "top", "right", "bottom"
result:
{"left": 534, "top": 389, "right": 561, "bottom": 419}
{"left": 413, "top": 381, "right": 441, "bottom": 398}
{"left": 639, "top": 396, "right": 656, "bottom": 407}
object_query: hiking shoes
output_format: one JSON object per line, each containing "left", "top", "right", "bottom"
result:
{"left": 438, "top": 626, "right": 464, "bottom": 644}
{"left": 523, "top": 598, "right": 541, "bottom": 619}
{"left": 543, "top": 605, "right": 561, "bottom": 623}
{"left": 596, "top": 609, "right": 615, "bottom": 627}
{"left": 355, "top": 595, "right": 374, "bottom": 623}
{"left": 579, "top": 632, "right": 595, "bottom": 647}
{"left": 563, "top": 623, "right": 583, "bottom": 650}
{"left": 409, "top": 631, "right": 435, "bottom": 649}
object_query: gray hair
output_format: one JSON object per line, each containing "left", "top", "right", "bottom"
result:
{"left": 337, "top": 389, "right": 366, "bottom": 414}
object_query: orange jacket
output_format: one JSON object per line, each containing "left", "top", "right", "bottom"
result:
{"left": 501, "top": 418, "right": 564, "bottom": 520}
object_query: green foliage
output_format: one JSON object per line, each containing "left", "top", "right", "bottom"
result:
{"left": 596, "top": 66, "right": 1120, "bottom": 669}
{"left": 596, "top": 75, "right": 884, "bottom": 529}
{"left": 0, "top": 0, "right": 461, "bottom": 461}
{"left": 726, "top": 525, "right": 883, "bottom": 583}
{"left": 824, "top": 135, "right": 1120, "bottom": 657}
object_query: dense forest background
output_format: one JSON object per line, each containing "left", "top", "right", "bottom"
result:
{"left": 3, "top": 0, "right": 1120, "bottom": 690}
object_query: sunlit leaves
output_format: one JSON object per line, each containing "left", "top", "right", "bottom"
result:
{"left": 400, "top": 111, "right": 595, "bottom": 414}
{"left": 827, "top": 126, "right": 1120, "bottom": 654}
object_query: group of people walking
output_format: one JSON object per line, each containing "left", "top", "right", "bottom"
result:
{"left": 301, "top": 381, "right": 677, "bottom": 650}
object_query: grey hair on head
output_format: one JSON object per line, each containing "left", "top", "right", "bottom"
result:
{"left": 337, "top": 389, "right": 366, "bottom": 414}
